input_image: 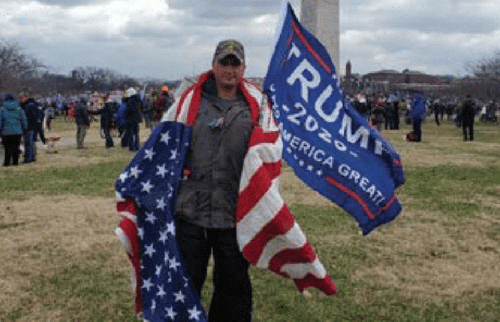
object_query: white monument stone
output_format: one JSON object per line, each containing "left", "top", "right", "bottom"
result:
{"left": 300, "top": 0, "right": 340, "bottom": 74}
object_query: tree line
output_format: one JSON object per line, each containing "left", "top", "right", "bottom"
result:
{"left": 0, "top": 38, "right": 162, "bottom": 96}
{"left": 2, "top": 37, "right": 500, "bottom": 103}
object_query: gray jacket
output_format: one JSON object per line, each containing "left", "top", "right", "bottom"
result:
{"left": 175, "top": 76, "right": 253, "bottom": 228}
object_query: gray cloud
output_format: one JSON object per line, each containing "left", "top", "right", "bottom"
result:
{"left": 34, "top": 0, "right": 109, "bottom": 7}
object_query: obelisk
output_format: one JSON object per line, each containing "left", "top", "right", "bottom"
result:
{"left": 300, "top": 0, "right": 340, "bottom": 74}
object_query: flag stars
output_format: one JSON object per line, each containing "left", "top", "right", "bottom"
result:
{"left": 155, "top": 265, "right": 162, "bottom": 277}
{"left": 159, "top": 229, "right": 169, "bottom": 244}
{"left": 141, "top": 180, "right": 154, "bottom": 193}
{"left": 156, "top": 285, "right": 166, "bottom": 298}
{"left": 142, "top": 278, "right": 154, "bottom": 292}
{"left": 156, "top": 164, "right": 168, "bottom": 178}
{"left": 188, "top": 306, "right": 203, "bottom": 321}
{"left": 138, "top": 227, "right": 145, "bottom": 240}
{"left": 145, "top": 212, "right": 157, "bottom": 224}
{"left": 165, "top": 307, "right": 177, "bottom": 320}
{"left": 170, "top": 148, "right": 179, "bottom": 160}
{"left": 169, "top": 256, "right": 181, "bottom": 272}
{"left": 173, "top": 290, "right": 186, "bottom": 303}
{"left": 306, "top": 165, "right": 314, "bottom": 171}
{"left": 167, "top": 184, "right": 174, "bottom": 198}
{"left": 119, "top": 171, "right": 128, "bottom": 182}
{"left": 160, "top": 131, "right": 171, "bottom": 145}
{"left": 144, "top": 243, "right": 156, "bottom": 258}
{"left": 156, "top": 197, "right": 167, "bottom": 210}
{"left": 129, "top": 165, "right": 143, "bottom": 179}
{"left": 144, "top": 148, "right": 156, "bottom": 161}
{"left": 166, "top": 221, "right": 176, "bottom": 236}
{"left": 316, "top": 170, "right": 323, "bottom": 177}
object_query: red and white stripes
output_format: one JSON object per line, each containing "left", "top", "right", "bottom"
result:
{"left": 236, "top": 127, "right": 337, "bottom": 295}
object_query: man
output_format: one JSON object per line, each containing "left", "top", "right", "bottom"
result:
{"left": 23, "top": 97, "right": 39, "bottom": 163}
{"left": 94, "top": 96, "right": 116, "bottom": 149}
{"left": 124, "top": 87, "right": 142, "bottom": 152}
{"left": 461, "top": 94, "right": 475, "bottom": 141}
{"left": 172, "top": 39, "right": 254, "bottom": 322}
{"left": 153, "top": 85, "right": 174, "bottom": 124}
{"left": 75, "top": 98, "right": 91, "bottom": 149}
{"left": 410, "top": 94, "right": 426, "bottom": 142}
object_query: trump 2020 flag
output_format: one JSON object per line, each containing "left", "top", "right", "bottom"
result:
{"left": 264, "top": 3, "right": 405, "bottom": 235}
{"left": 115, "top": 121, "right": 207, "bottom": 321}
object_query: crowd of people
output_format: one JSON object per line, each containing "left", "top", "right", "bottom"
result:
{"left": 2, "top": 77, "right": 498, "bottom": 167}
{"left": 347, "top": 91, "right": 498, "bottom": 142}
{"left": 0, "top": 85, "right": 176, "bottom": 166}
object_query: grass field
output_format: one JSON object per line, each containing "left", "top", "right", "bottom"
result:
{"left": 1, "top": 116, "right": 499, "bottom": 321}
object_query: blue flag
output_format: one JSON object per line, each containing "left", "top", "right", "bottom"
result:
{"left": 116, "top": 121, "right": 207, "bottom": 322}
{"left": 263, "top": 3, "right": 405, "bottom": 235}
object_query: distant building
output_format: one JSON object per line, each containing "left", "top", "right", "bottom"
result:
{"left": 362, "top": 69, "right": 440, "bottom": 85}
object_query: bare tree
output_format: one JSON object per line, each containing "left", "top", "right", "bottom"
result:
{"left": 464, "top": 50, "right": 500, "bottom": 103}
{"left": 0, "top": 38, "right": 46, "bottom": 93}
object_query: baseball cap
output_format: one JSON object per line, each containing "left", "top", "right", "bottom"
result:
{"left": 213, "top": 39, "right": 245, "bottom": 63}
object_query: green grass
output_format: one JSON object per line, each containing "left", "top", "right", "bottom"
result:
{"left": 0, "top": 160, "right": 128, "bottom": 200}
{"left": 1, "top": 118, "right": 500, "bottom": 321}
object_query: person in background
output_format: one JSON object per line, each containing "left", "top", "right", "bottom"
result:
{"left": 94, "top": 96, "right": 116, "bottom": 149}
{"left": 153, "top": 85, "right": 175, "bottom": 124}
{"left": 0, "top": 94, "right": 27, "bottom": 166}
{"left": 34, "top": 98, "right": 47, "bottom": 147}
{"left": 461, "top": 94, "right": 475, "bottom": 141}
{"left": 44, "top": 103, "right": 55, "bottom": 131}
{"left": 22, "top": 97, "right": 38, "bottom": 163}
{"left": 410, "top": 94, "right": 427, "bottom": 142}
{"left": 124, "top": 87, "right": 143, "bottom": 152}
{"left": 75, "top": 98, "right": 91, "bottom": 149}
{"left": 371, "top": 98, "right": 385, "bottom": 132}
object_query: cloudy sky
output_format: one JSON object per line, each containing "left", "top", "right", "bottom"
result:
{"left": 2, "top": 0, "right": 499, "bottom": 80}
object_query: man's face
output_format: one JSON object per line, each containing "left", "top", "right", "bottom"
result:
{"left": 212, "top": 55, "right": 246, "bottom": 89}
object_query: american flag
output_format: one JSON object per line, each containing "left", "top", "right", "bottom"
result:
{"left": 115, "top": 71, "right": 336, "bottom": 321}
{"left": 116, "top": 120, "right": 207, "bottom": 322}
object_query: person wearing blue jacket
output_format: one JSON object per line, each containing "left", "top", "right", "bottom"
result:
{"left": 0, "top": 94, "right": 27, "bottom": 166}
{"left": 410, "top": 94, "right": 426, "bottom": 142}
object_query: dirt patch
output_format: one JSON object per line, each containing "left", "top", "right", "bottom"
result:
{"left": 0, "top": 195, "right": 129, "bottom": 311}
{"left": 352, "top": 210, "right": 500, "bottom": 301}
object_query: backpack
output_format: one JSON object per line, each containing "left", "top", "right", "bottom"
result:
{"left": 115, "top": 102, "right": 129, "bottom": 127}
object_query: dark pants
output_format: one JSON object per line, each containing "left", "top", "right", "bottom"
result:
{"left": 103, "top": 127, "right": 114, "bottom": 148}
{"left": 120, "top": 126, "right": 128, "bottom": 148}
{"left": 23, "top": 130, "right": 36, "bottom": 163}
{"left": 462, "top": 120, "right": 474, "bottom": 141}
{"left": 412, "top": 120, "right": 422, "bottom": 142}
{"left": 393, "top": 112, "right": 399, "bottom": 129}
{"left": 175, "top": 219, "right": 252, "bottom": 322}
{"left": 2, "top": 134, "right": 22, "bottom": 166}
{"left": 76, "top": 124, "right": 88, "bottom": 149}
{"left": 434, "top": 111, "right": 440, "bottom": 126}
{"left": 127, "top": 123, "right": 140, "bottom": 151}
{"left": 34, "top": 122, "right": 46, "bottom": 145}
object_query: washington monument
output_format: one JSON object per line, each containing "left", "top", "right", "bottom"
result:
{"left": 300, "top": 0, "right": 340, "bottom": 74}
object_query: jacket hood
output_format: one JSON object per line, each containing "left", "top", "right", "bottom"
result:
{"left": 3, "top": 100, "right": 20, "bottom": 110}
